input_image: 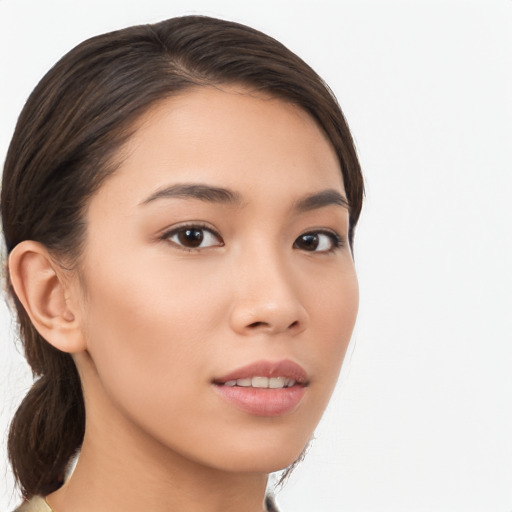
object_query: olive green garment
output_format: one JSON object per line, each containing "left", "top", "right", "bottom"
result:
{"left": 14, "top": 496, "right": 51, "bottom": 512}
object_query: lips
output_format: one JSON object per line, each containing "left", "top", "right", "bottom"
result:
{"left": 212, "top": 360, "right": 308, "bottom": 417}
{"left": 214, "top": 359, "right": 308, "bottom": 386}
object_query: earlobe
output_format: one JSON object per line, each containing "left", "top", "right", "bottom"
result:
{"left": 8, "top": 241, "right": 86, "bottom": 353}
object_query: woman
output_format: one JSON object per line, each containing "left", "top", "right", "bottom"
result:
{"left": 2, "top": 15, "right": 363, "bottom": 512}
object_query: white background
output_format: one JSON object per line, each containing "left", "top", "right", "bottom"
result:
{"left": 1, "top": 1, "right": 511, "bottom": 511}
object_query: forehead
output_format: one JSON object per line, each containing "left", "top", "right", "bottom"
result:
{"left": 93, "top": 86, "right": 345, "bottom": 209}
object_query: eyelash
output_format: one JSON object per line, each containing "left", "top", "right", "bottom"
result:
{"left": 161, "top": 224, "right": 345, "bottom": 253}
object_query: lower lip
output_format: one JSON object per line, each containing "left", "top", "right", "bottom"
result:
{"left": 213, "top": 384, "right": 306, "bottom": 417}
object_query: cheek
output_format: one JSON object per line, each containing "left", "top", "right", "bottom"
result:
{"left": 78, "top": 263, "right": 235, "bottom": 467}
{"left": 307, "top": 265, "right": 359, "bottom": 391}
{"left": 79, "top": 255, "right": 225, "bottom": 416}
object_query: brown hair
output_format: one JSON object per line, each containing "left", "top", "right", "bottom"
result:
{"left": 1, "top": 15, "right": 364, "bottom": 498}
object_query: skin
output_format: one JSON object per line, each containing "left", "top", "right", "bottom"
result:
{"left": 40, "top": 86, "right": 359, "bottom": 512}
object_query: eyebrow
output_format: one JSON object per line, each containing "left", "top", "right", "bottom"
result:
{"left": 141, "top": 182, "right": 349, "bottom": 212}
{"left": 293, "top": 189, "right": 350, "bottom": 213}
{"left": 141, "top": 183, "right": 243, "bottom": 206}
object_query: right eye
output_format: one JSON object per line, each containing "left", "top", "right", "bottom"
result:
{"left": 163, "top": 224, "right": 223, "bottom": 250}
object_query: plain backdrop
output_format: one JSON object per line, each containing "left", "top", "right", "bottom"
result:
{"left": 1, "top": 1, "right": 511, "bottom": 511}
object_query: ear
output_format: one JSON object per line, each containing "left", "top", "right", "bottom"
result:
{"left": 8, "top": 240, "right": 86, "bottom": 353}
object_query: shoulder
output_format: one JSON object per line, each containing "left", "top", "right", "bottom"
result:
{"left": 13, "top": 496, "right": 52, "bottom": 512}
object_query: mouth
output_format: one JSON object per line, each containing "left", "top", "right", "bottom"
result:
{"left": 212, "top": 359, "right": 308, "bottom": 417}
{"left": 213, "top": 359, "right": 308, "bottom": 386}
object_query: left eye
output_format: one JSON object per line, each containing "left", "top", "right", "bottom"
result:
{"left": 293, "top": 231, "right": 341, "bottom": 252}
{"left": 165, "top": 226, "right": 223, "bottom": 249}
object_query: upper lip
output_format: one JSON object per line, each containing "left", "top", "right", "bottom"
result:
{"left": 213, "top": 359, "right": 308, "bottom": 385}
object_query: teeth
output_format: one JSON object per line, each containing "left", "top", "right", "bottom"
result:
{"left": 252, "top": 376, "right": 269, "bottom": 388}
{"left": 269, "top": 377, "right": 286, "bottom": 388}
{"left": 224, "top": 377, "right": 297, "bottom": 388}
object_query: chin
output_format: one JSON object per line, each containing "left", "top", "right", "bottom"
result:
{"left": 200, "top": 428, "right": 313, "bottom": 474}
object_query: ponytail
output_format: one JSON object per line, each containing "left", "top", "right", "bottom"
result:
{"left": 7, "top": 304, "right": 84, "bottom": 498}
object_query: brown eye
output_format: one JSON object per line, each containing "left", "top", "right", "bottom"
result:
{"left": 178, "top": 228, "right": 204, "bottom": 247}
{"left": 293, "top": 231, "right": 341, "bottom": 252}
{"left": 166, "top": 225, "right": 223, "bottom": 249}
{"left": 295, "top": 233, "right": 320, "bottom": 251}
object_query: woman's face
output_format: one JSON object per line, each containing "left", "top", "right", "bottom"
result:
{"left": 74, "top": 86, "right": 358, "bottom": 473}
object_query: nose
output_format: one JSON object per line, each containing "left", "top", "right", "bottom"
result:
{"left": 228, "top": 251, "right": 309, "bottom": 337}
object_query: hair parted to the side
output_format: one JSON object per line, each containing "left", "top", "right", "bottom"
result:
{"left": 1, "top": 15, "right": 364, "bottom": 499}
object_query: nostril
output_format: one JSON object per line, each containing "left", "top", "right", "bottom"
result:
{"left": 246, "top": 320, "right": 300, "bottom": 331}
{"left": 248, "top": 321, "right": 268, "bottom": 329}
